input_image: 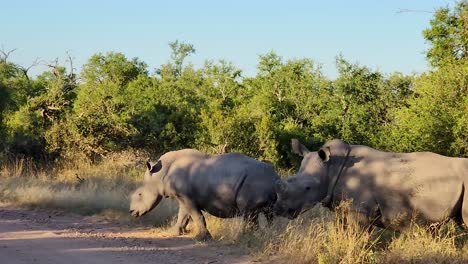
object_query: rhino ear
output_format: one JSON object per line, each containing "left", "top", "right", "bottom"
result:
{"left": 274, "top": 179, "right": 289, "bottom": 195}
{"left": 150, "top": 160, "right": 162, "bottom": 174}
{"left": 318, "top": 147, "right": 331, "bottom": 162}
{"left": 291, "top": 139, "right": 310, "bottom": 157}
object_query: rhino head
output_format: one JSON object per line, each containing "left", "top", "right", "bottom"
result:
{"left": 273, "top": 139, "right": 332, "bottom": 219}
{"left": 129, "top": 160, "right": 164, "bottom": 217}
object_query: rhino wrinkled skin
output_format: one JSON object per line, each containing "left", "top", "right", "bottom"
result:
{"left": 274, "top": 139, "right": 468, "bottom": 229}
{"left": 130, "top": 149, "right": 278, "bottom": 240}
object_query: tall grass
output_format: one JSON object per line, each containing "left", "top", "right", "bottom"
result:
{"left": 1, "top": 155, "right": 467, "bottom": 263}
{"left": 379, "top": 222, "right": 468, "bottom": 264}
{"left": 0, "top": 154, "right": 177, "bottom": 226}
{"left": 208, "top": 203, "right": 468, "bottom": 264}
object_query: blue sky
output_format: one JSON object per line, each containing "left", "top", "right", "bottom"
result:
{"left": 0, "top": 0, "right": 454, "bottom": 78}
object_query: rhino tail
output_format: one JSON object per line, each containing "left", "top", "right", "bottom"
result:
{"left": 461, "top": 184, "right": 468, "bottom": 227}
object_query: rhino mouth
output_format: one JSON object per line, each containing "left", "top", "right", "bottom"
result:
{"left": 129, "top": 210, "right": 149, "bottom": 217}
{"left": 273, "top": 206, "right": 301, "bottom": 219}
{"left": 286, "top": 209, "right": 301, "bottom": 219}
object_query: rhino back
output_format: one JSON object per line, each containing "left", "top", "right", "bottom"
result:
{"left": 166, "top": 152, "right": 277, "bottom": 217}
{"left": 337, "top": 145, "right": 466, "bottom": 223}
{"left": 145, "top": 149, "right": 208, "bottom": 183}
{"left": 383, "top": 152, "right": 462, "bottom": 219}
{"left": 236, "top": 160, "right": 279, "bottom": 212}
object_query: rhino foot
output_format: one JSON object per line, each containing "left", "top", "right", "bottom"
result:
{"left": 168, "top": 227, "right": 183, "bottom": 236}
{"left": 194, "top": 231, "right": 212, "bottom": 241}
{"left": 169, "top": 225, "right": 192, "bottom": 235}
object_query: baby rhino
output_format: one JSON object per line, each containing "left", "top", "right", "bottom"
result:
{"left": 129, "top": 149, "right": 279, "bottom": 240}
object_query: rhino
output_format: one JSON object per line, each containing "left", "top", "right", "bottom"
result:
{"left": 129, "top": 149, "right": 279, "bottom": 240}
{"left": 274, "top": 139, "right": 468, "bottom": 229}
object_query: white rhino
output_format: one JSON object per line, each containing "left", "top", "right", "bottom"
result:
{"left": 274, "top": 139, "right": 468, "bottom": 229}
{"left": 129, "top": 149, "right": 279, "bottom": 240}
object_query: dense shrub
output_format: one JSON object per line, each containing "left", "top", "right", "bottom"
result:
{"left": 0, "top": 2, "right": 466, "bottom": 166}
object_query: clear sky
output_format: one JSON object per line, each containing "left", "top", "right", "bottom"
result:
{"left": 0, "top": 0, "right": 454, "bottom": 79}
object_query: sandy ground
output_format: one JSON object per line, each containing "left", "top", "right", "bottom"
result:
{"left": 0, "top": 204, "right": 257, "bottom": 264}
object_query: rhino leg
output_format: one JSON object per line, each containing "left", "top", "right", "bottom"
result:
{"left": 236, "top": 184, "right": 275, "bottom": 229}
{"left": 263, "top": 208, "right": 274, "bottom": 225}
{"left": 170, "top": 205, "right": 191, "bottom": 235}
{"left": 181, "top": 216, "right": 192, "bottom": 232}
{"left": 341, "top": 203, "right": 382, "bottom": 230}
{"left": 243, "top": 211, "right": 260, "bottom": 230}
{"left": 191, "top": 210, "right": 212, "bottom": 241}
{"left": 181, "top": 200, "right": 212, "bottom": 241}
{"left": 340, "top": 211, "right": 385, "bottom": 233}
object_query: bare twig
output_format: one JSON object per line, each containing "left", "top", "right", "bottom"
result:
{"left": 0, "top": 46, "right": 17, "bottom": 63}
{"left": 396, "top": 8, "right": 434, "bottom": 14}
{"left": 47, "top": 58, "right": 60, "bottom": 78}
{"left": 19, "top": 57, "right": 40, "bottom": 78}
{"left": 65, "top": 51, "right": 75, "bottom": 76}
{"left": 17, "top": 58, "right": 41, "bottom": 97}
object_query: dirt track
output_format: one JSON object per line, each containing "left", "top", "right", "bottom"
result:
{"left": 0, "top": 204, "right": 254, "bottom": 264}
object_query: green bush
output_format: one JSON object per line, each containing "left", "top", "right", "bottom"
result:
{"left": 0, "top": 2, "right": 466, "bottom": 166}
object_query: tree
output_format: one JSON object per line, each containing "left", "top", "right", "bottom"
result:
{"left": 196, "top": 60, "right": 246, "bottom": 154}
{"left": 243, "top": 52, "right": 330, "bottom": 166}
{"left": 384, "top": 1, "right": 468, "bottom": 157}
{"left": 386, "top": 60, "right": 468, "bottom": 157}
{"left": 0, "top": 50, "right": 51, "bottom": 159}
{"left": 332, "top": 56, "right": 387, "bottom": 146}
{"left": 81, "top": 52, "right": 148, "bottom": 86}
{"left": 423, "top": 1, "right": 468, "bottom": 67}
{"left": 167, "top": 40, "right": 195, "bottom": 77}
{"left": 65, "top": 52, "right": 147, "bottom": 158}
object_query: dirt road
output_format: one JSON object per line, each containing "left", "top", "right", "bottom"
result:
{"left": 0, "top": 204, "right": 253, "bottom": 264}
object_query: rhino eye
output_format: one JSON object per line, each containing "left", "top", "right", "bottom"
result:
{"left": 305, "top": 186, "right": 311, "bottom": 191}
{"left": 138, "top": 193, "right": 142, "bottom": 196}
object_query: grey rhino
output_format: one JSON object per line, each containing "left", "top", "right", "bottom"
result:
{"left": 129, "top": 149, "right": 279, "bottom": 240}
{"left": 274, "top": 139, "right": 468, "bottom": 229}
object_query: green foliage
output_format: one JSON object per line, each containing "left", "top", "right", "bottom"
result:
{"left": 5, "top": 104, "right": 45, "bottom": 158}
{"left": 0, "top": 2, "right": 466, "bottom": 166}
{"left": 81, "top": 52, "right": 148, "bottom": 86}
{"left": 167, "top": 40, "right": 196, "bottom": 77}
{"left": 196, "top": 60, "right": 248, "bottom": 154}
{"left": 246, "top": 53, "right": 332, "bottom": 165}
{"left": 386, "top": 59, "right": 468, "bottom": 157}
{"left": 0, "top": 81, "right": 11, "bottom": 145}
{"left": 332, "top": 56, "right": 406, "bottom": 148}
{"left": 423, "top": 1, "right": 467, "bottom": 67}
{"left": 60, "top": 53, "right": 147, "bottom": 158}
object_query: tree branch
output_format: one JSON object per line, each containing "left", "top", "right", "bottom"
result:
{"left": 66, "top": 51, "right": 75, "bottom": 76}
{"left": 0, "top": 46, "right": 17, "bottom": 63}
{"left": 396, "top": 8, "right": 434, "bottom": 14}
{"left": 47, "top": 58, "right": 60, "bottom": 78}
{"left": 18, "top": 58, "right": 41, "bottom": 97}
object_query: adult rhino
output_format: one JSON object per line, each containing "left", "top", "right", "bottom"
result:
{"left": 129, "top": 149, "right": 279, "bottom": 240}
{"left": 274, "top": 139, "right": 468, "bottom": 229}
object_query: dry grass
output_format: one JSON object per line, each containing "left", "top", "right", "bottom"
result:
{"left": 379, "top": 222, "right": 468, "bottom": 264}
{"left": 204, "top": 198, "right": 468, "bottom": 263}
{"left": 1, "top": 156, "right": 468, "bottom": 263}
{"left": 251, "top": 203, "right": 378, "bottom": 264}
{"left": 0, "top": 154, "right": 177, "bottom": 226}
